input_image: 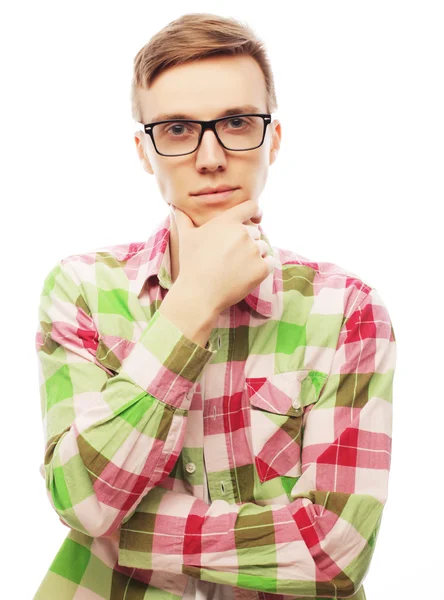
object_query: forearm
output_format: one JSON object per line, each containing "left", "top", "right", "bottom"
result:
{"left": 37, "top": 262, "right": 217, "bottom": 538}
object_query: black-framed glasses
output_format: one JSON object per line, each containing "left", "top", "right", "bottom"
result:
{"left": 136, "top": 113, "right": 272, "bottom": 157}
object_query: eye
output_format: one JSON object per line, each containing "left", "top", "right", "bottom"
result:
{"left": 163, "top": 122, "right": 200, "bottom": 137}
{"left": 226, "top": 117, "right": 249, "bottom": 128}
{"left": 166, "top": 124, "right": 188, "bottom": 135}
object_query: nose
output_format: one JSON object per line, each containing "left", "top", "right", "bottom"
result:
{"left": 198, "top": 128, "right": 223, "bottom": 151}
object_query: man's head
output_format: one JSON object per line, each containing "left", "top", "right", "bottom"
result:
{"left": 131, "top": 13, "right": 281, "bottom": 227}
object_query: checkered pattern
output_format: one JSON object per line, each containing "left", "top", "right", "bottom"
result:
{"left": 33, "top": 212, "right": 395, "bottom": 599}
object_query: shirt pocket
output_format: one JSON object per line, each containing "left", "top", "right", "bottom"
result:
{"left": 245, "top": 369, "right": 328, "bottom": 483}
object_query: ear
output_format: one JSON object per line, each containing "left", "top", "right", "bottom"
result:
{"left": 134, "top": 132, "right": 154, "bottom": 174}
{"left": 269, "top": 119, "right": 282, "bottom": 166}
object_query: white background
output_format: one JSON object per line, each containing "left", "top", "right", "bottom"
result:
{"left": 1, "top": 1, "right": 443, "bottom": 598}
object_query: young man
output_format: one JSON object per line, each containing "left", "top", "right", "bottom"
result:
{"left": 34, "top": 13, "right": 396, "bottom": 600}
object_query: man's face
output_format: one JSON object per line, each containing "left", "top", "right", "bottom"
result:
{"left": 134, "top": 54, "right": 281, "bottom": 226}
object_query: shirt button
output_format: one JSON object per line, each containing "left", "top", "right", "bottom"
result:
{"left": 292, "top": 402, "right": 303, "bottom": 416}
{"left": 185, "top": 462, "right": 196, "bottom": 474}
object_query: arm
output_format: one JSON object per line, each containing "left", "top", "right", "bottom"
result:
{"left": 117, "top": 288, "right": 396, "bottom": 598}
{"left": 35, "top": 260, "right": 217, "bottom": 538}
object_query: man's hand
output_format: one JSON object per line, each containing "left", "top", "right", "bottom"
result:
{"left": 170, "top": 200, "right": 275, "bottom": 315}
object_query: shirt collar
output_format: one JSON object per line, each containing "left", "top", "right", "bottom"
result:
{"left": 128, "top": 212, "right": 277, "bottom": 318}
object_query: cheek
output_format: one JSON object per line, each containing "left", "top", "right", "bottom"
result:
{"left": 251, "top": 164, "right": 269, "bottom": 192}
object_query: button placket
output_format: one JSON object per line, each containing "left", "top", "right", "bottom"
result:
{"left": 212, "top": 331, "right": 221, "bottom": 421}
{"left": 204, "top": 327, "right": 224, "bottom": 497}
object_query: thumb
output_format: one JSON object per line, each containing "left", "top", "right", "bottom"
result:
{"left": 170, "top": 205, "right": 195, "bottom": 233}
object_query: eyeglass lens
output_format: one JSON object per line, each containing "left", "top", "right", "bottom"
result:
{"left": 152, "top": 115, "right": 264, "bottom": 156}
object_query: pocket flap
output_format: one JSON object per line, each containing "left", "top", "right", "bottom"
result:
{"left": 246, "top": 370, "right": 328, "bottom": 417}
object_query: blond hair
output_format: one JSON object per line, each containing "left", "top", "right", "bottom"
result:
{"left": 131, "top": 12, "right": 278, "bottom": 122}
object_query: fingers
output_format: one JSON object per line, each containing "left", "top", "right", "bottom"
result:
{"left": 263, "top": 254, "right": 276, "bottom": 273}
{"left": 244, "top": 224, "right": 261, "bottom": 240}
{"left": 251, "top": 206, "right": 263, "bottom": 223}
{"left": 224, "top": 199, "right": 262, "bottom": 223}
{"left": 255, "top": 239, "right": 269, "bottom": 257}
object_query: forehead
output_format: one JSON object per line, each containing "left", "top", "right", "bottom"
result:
{"left": 138, "top": 55, "right": 267, "bottom": 122}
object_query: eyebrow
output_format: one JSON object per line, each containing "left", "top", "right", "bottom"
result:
{"left": 149, "top": 104, "right": 262, "bottom": 123}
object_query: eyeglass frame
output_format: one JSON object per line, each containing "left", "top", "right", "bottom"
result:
{"left": 136, "top": 113, "right": 273, "bottom": 157}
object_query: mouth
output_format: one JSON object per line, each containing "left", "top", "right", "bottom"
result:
{"left": 192, "top": 188, "right": 239, "bottom": 202}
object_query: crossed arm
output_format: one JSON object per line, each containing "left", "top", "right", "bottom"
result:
{"left": 36, "top": 260, "right": 395, "bottom": 598}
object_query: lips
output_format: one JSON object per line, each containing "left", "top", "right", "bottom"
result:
{"left": 193, "top": 186, "right": 238, "bottom": 196}
{"left": 192, "top": 188, "right": 238, "bottom": 203}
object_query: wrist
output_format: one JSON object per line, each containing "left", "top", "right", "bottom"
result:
{"left": 158, "top": 279, "right": 219, "bottom": 348}
{"left": 172, "top": 277, "right": 220, "bottom": 324}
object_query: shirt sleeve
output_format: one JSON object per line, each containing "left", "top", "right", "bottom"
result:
{"left": 117, "top": 287, "right": 396, "bottom": 598}
{"left": 35, "top": 260, "right": 216, "bottom": 538}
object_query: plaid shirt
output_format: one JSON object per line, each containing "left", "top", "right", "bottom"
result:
{"left": 34, "top": 211, "right": 396, "bottom": 600}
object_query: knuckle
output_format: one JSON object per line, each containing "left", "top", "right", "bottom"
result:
{"left": 242, "top": 227, "right": 252, "bottom": 242}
